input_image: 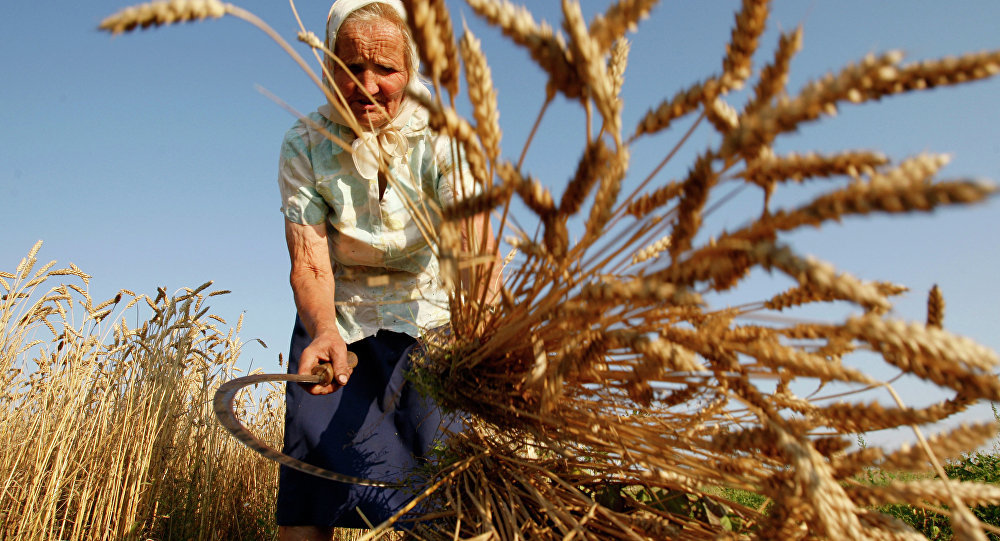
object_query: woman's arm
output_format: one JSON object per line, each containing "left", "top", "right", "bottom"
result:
{"left": 462, "top": 211, "right": 502, "bottom": 307}
{"left": 285, "top": 220, "right": 352, "bottom": 395}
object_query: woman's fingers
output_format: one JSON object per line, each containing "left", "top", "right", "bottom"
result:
{"left": 299, "top": 347, "right": 332, "bottom": 395}
{"left": 299, "top": 335, "right": 352, "bottom": 395}
{"left": 309, "top": 362, "right": 335, "bottom": 386}
{"left": 330, "top": 346, "right": 354, "bottom": 387}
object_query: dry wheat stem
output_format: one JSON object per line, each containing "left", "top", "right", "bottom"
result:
{"left": 89, "top": 1, "right": 1000, "bottom": 538}
{"left": 562, "top": 0, "right": 622, "bottom": 145}
{"left": 619, "top": 111, "right": 705, "bottom": 221}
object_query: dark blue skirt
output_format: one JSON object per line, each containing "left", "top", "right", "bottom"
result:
{"left": 275, "top": 318, "right": 447, "bottom": 528}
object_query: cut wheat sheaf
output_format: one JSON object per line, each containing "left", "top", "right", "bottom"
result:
{"left": 93, "top": 0, "right": 1000, "bottom": 539}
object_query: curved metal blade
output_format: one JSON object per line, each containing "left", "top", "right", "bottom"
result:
{"left": 212, "top": 356, "right": 401, "bottom": 488}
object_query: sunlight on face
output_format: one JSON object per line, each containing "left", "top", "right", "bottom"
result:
{"left": 332, "top": 19, "right": 410, "bottom": 130}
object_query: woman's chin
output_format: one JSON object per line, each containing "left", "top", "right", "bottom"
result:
{"left": 352, "top": 109, "right": 389, "bottom": 130}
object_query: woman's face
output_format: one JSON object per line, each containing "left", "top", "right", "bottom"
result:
{"left": 332, "top": 19, "right": 410, "bottom": 130}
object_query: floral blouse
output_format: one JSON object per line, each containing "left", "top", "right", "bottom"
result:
{"left": 278, "top": 103, "right": 473, "bottom": 343}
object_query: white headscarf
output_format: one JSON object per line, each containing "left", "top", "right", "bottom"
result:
{"left": 326, "top": 0, "right": 418, "bottom": 75}
{"left": 320, "top": 0, "right": 430, "bottom": 181}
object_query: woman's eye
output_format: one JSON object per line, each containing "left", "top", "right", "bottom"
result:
{"left": 348, "top": 64, "right": 364, "bottom": 74}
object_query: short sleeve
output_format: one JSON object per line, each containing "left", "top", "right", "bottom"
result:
{"left": 278, "top": 122, "right": 329, "bottom": 225}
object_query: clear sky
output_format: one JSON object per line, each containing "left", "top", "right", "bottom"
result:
{"left": 3, "top": 1, "right": 999, "bottom": 447}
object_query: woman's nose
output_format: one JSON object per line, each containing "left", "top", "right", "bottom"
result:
{"left": 359, "top": 70, "right": 379, "bottom": 95}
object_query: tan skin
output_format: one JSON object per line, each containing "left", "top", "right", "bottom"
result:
{"left": 331, "top": 21, "right": 410, "bottom": 130}
{"left": 292, "top": 19, "right": 411, "bottom": 397}
{"left": 279, "top": 17, "right": 499, "bottom": 541}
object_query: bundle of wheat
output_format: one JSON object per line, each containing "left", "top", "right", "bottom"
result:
{"left": 98, "top": 1, "right": 1000, "bottom": 539}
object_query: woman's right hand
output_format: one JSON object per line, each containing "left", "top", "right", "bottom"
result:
{"left": 285, "top": 220, "right": 352, "bottom": 395}
{"left": 298, "top": 329, "right": 353, "bottom": 395}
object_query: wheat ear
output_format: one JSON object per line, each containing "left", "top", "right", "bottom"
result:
{"left": 741, "top": 149, "right": 888, "bottom": 185}
{"left": 404, "top": 0, "right": 460, "bottom": 96}
{"left": 879, "top": 421, "right": 995, "bottom": 472}
{"left": 98, "top": 0, "right": 227, "bottom": 33}
{"left": 589, "top": 0, "right": 658, "bottom": 53}
{"left": 558, "top": 140, "right": 611, "bottom": 217}
{"left": 927, "top": 284, "right": 945, "bottom": 329}
{"left": 562, "top": 0, "right": 621, "bottom": 142}
{"left": 608, "top": 39, "right": 630, "bottom": 101}
{"left": 466, "top": 0, "right": 582, "bottom": 99}
{"left": 460, "top": 26, "right": 502, "bottom": 164}
{"left": 721, "top": 0, "right": 770, "bottom": 90}
{"left": 633, "top": 77, "right": 720, "bottom": 139}
{"left": 496, "top": 162, "right": 555, "bottom": 218}
{"left": 722, "top": 51, "right": 904, "bottom": 158}
{"left": 743, "top": 26, "right": 802, "bottom": 115}
{"left": 668, "top": 152, "right": 718, "bottom": 259}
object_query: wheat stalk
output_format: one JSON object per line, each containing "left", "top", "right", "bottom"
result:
{"left": 404, "top": 0, "right": 460, "bottom": 96}
{"left": 0, "top": 244, "right": 281, "bottom": 540}
{"left": 93, "top": 0, "right": 1000, "bottom": 538}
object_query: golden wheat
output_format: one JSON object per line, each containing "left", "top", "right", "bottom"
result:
{"left": 634, "top": 77, "right": 717, "bottom": 138}
{"left": 927, "top": 283, "right": 945, "bottom": 329}
{"left": 465, "top": 0, "right": 582, "bottom": 99}
{"left": 743, "top": 25, "right": 802, "bottom": 115}
{"left": 589, "top": 0, "right": 656, "bottom": 53}
{"left": 94, "top": 0, "right": 1000, "bottom": 539}
{"left": 404, "top": 0, "right": 456, "bottom": 96}
{"left": 98, "top": 0, "right": 227, "bottom": 34}
{"left": 459, "top": 26, "right": 502, "bottom": 164}
{"left": 0, "top": 245, "right": 283, "bottom": 540}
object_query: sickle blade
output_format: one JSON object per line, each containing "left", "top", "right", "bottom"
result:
{"left": 212, "top": 371, "right": 400, "bottom": 488}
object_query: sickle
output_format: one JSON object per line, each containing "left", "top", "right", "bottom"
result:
{"left": 212, "top": 351, "right": 402, "bottom": 488}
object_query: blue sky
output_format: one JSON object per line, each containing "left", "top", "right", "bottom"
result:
{"left": 3, "top": 1, "right": 999, "bottom": 447}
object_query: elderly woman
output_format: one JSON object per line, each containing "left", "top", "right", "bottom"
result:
{"left": 276, "top": 0, "right": 497, "bottom": 538}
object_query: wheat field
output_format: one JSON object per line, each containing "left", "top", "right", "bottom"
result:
{"left": 4, "top": 0, "right": 999, "bottom": 539}
{"left": 0, "top": 243, "right": 285, "bottom": 540}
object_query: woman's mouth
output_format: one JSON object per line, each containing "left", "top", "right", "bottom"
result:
{"left": 353, "top": 98, "right": 379, "bottom": 111}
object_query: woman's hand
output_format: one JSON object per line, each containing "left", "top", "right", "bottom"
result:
{"left": 298, "top": 329, "right": 353, "bottom": 395}
{"left": 460, "top": 211, "right": 503, "bottom": 306}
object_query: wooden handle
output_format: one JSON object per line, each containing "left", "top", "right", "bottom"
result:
{"left": 309, "top": 351, "right": 359, "bottom": 386}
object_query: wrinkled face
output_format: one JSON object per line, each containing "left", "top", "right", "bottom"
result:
{"left": 332, "top": 19, "right": 410, "bottom": 130}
